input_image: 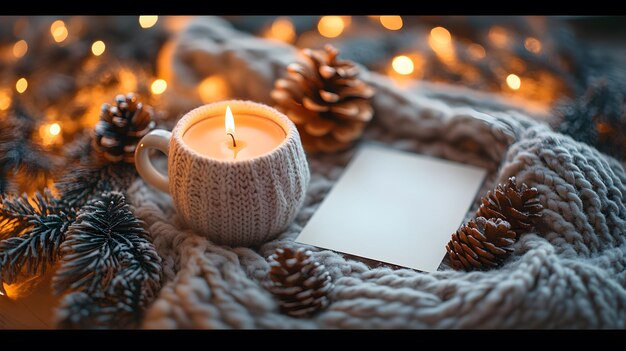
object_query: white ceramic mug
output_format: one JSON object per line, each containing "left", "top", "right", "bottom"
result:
{"left": 135, "top": 100, "right": 310, "bottom": 246}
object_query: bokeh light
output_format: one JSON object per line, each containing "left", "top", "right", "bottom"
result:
{"left": 318, "top": 16, "right": 345, "bottom": 38}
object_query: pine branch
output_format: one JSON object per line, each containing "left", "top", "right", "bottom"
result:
{"left": 0, "top": 189, "right": 75, "bottom": 294}
{"left": 55, "top": 292, "right": 115, "bottom": 329}
{"left": 53, "top": 192, "right": 161, "bottom": 329}
{"left": 0, "top": 105, "right": 58, "bottom": 192}
{"left": 58, "top": 261, "right": 161, "bottom": 329}
{"left": 63, "top": 131, "right": 94, "bottom": 164}
{"left": 556, "top": 77, "right": 626, "bottom": 160}
{"left": 55, "top": 157, "right": 137, "bottom": 209}
{"left": 0, "top": 191, "right": 52, "bottom": 240}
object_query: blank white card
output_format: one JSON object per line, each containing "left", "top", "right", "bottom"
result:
{"left": 296, "top": 145, "right": 487, "bottom": 272}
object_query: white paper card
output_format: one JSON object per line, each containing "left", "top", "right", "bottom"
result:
{"left": 296, "top": 145, "right": 487, "bottom": 272}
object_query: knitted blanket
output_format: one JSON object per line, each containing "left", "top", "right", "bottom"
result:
{"left": 130, "top": 17, "right": 626, "bottom": 328}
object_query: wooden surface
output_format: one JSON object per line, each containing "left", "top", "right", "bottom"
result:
{"left": 0, "top": 271, "right": 59, "bottom": 329}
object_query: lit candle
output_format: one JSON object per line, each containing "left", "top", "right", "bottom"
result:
{"left": 135, "top": 100, "right": 309, "bottom": 246}
{"left": 182, "top": 104, "right": 286, "bottom": 161}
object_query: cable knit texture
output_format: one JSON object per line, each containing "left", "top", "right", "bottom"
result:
{"left": 125, "top": 18, "right": 626, "bottom": 328}
{"left": 168, "top": 100, "right": 310, "bottom": 246}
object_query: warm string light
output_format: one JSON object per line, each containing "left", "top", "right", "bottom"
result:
{"left": 198, "top": 75, "right": 230, "bottom": 103}
{"left": 392, "top": 55, "right": 414, "bottom": 75}
{"left": 467, "top": 43, "right": 486, "bottom": 60}
{"left": 1, "top": 18, "right": 566, "bottom": 164}
{"left": 164, "top": 16, "right": 192, "bottom": 32}
{"left": 429, "top": 26, "right": 456, "bottom": 64}
{"left": 389, "top": 53, "right": 425, "bottom": 83}
{"left": 156, "top": 39, "right": 175, "bottom": 83}
{"left": 151, "top": 79, "right": 167, "bottom": 95}
{"left": 506, "top": 74, "right": 522, "bottom": 90}
{"left": 371, "top": 24, "right": 551, "bottom": 105}
{"left": 431, "top": 26, "right": 452, "bottom": 45}
{"left": 118, "top": 68, "right": 138, "bottom": 94}
{"left": 266, "top": 17, "right": 296, "bottom": 43}
{"left": 488, "top": 26, "right": 508, "bottom": 48}
{"left": 50, "top": 20, "right": 68, "bottom": 43}
{"left": 347, "top": 22, "right": 559, "bottom": 107}
{"left": 318, "top": 16, "right": 345, "bottom": 38}
{"left": 50, "top": 20, "right": 64, "bottom": 35}
{"left": 139, "top": 16, "right": 158, "bottom": 29}
{"left": 91, "top": 40, "right": 106, "bottom": 56}
{"left": 12, "top": 39, "right": 28, "bottom": 58}
{"left": 72, "top": 66, "right": 143, "bottom": 128}
{"left": 379, "top": 16, "right": 403, "bottom": 30}
{"left": 0, "top": 89, "right": 11, "bottom": 111}
{"left": 49, "top": 123, "right": 61, "bottom": 136}
{"left": 39, "top": 122, "right": 63, "bottom": 146}
{"left": 524, "top": 37, "right": 542, "bottom": 54}
{"left": 15, "top": 77, "right": 28, "bottom": 93}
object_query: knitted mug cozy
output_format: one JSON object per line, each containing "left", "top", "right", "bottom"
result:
{"left": 135, "top": 100, "right": 310, "bottom": 246}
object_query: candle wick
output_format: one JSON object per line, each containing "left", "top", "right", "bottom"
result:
{"left": 227, "top": 133, "right": 237, "bottom": 147}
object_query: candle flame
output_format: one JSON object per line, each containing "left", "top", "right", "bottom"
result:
{"left": 225, "top": 105, "right": 235, "bottom": 135}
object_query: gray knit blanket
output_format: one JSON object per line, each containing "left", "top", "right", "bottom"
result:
{"left": 128, "top": 17, "right": 626, "bottom": 328}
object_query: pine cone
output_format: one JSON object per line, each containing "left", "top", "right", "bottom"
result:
{"left": 271, "top": 44, "right": 375, "bottom": 153}
{"left": 476, "top": 177, "right": 543, "bottom": 238}
{"left": 446, "top": 217, "right": 516, "bottom": 271}
{"left": 266, "top": 247, "right": 333, "bottom": 317}
{"left": 93, "top": 93, "right": 155, "bottom": 163}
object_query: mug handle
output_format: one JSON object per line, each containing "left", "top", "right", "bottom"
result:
{"left": 135, "top": 129, "right": 171, "bottom": 193}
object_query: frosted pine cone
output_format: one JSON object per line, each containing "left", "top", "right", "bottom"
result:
{"left": 476, "top": 177, "right": 543, "bottom": 238}
{"left": 265, "top": 247, "right": 333, "bottom": 317}
{"left": 93, "top": 93, "right": 155, "bottom": 163}
{"left": 271, "top": 44, "right": 375, "bottom": 153}
{"left": 446, "top": 217, "right": 516, "bottom": 271}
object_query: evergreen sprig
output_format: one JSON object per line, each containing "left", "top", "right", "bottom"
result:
{"left": 556, "top": 77, "right": 626, "bottom": 160}
{"left": 0, "top": 189, "right": 75, "bottom": 294}
{"left": 55, "top": 157, "right": 137, "bottom": 209}
{"left": 52, "top": 192, "right": 161, "bottom": 328}
{"left": 0, "top": 105, "right": 59, "bottom": 193}
{"left": 0, "top": 140, "right": 156, "bottom": 326}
